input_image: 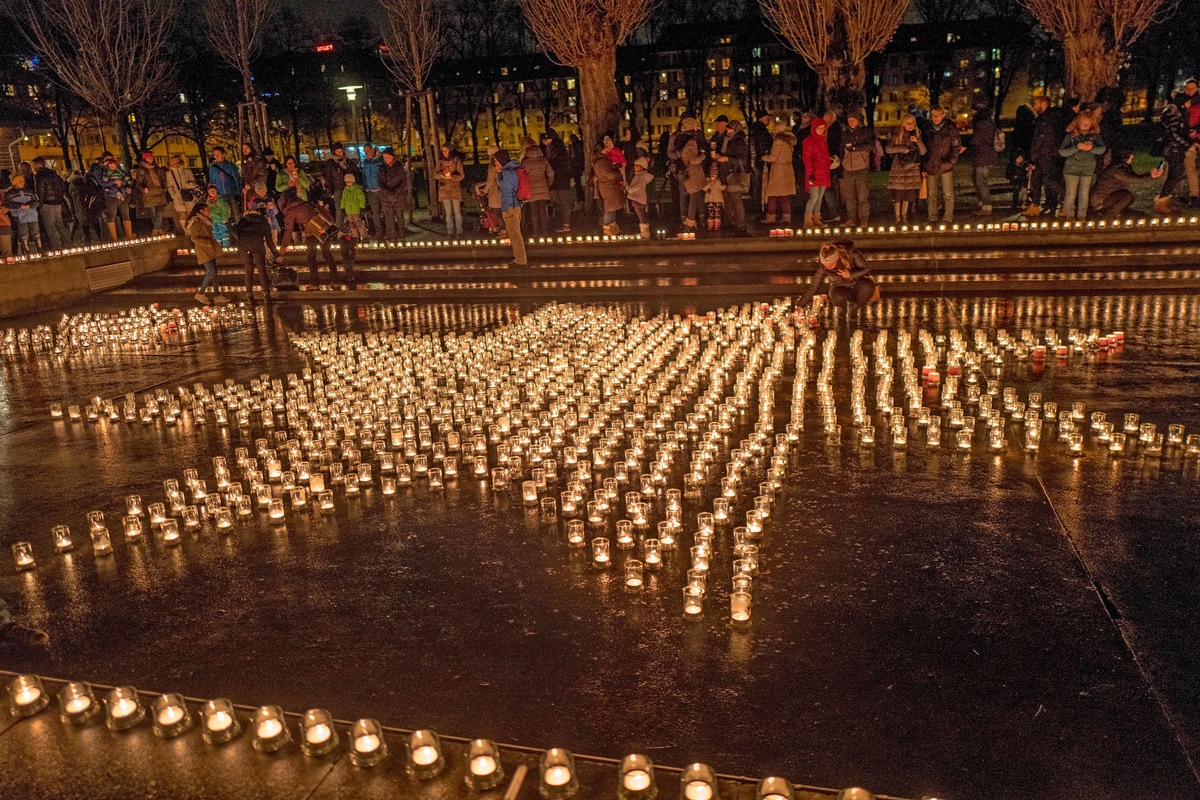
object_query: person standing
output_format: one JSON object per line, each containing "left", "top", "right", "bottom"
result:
{"left": 186, "top": 202, "right": 228, "bottom": 305}
{"left": 240, "top": 144, "right": 267, "bottom": 211}
{"left": 99, "top": 155, "right": 133, "bottom": 241}
{"left": 68, "top": 170, "right": 102, "bottom": 244}
{"left": 495, "top": 148, "right": 527, "bottom": 267}
{"left": 1156, "top": 93, "right": 1194, "bottom": 214}
{"left": 1023, "top": 96, "right": 1064, "bottom": 218}
{"left": 1058, "top": 113, "right": 1106, "bottom": 220}
{"left": 339, "top": 173, "right": 368, "bottom": 240}
{"left": 799, "top": 118, "right": 830, "bottom": 228}
{"left": 968, "top": 103, "right": 999, "bottom": 217}
{"left": 165, "top": 155, "right": 197, "bottom": 234}
{"left": 678, "top": 135, "right": 707, "bottom": 231}
{"left": 886, "top": 115, "right": 925, "bottom": 223}
{"left": 720, "top": 119, "right": 750, "bottom": 235}
{"left": 275, "top": 156, "right": 311, "bottom": 244}
{"left": 591, "top": 141, "right": 626, "bottom": 235}
{"left": 207, "top": 147, "right": 242, "bottom": 225}
{"left": 520, "top": 138, "right": 554, "bottom": 236}
{"left": 568, "top": 133, "right": 586, "bottom": 205}
{"left": 627, "top": 157, "right": 654, "bottom": 238}
{"left": 360, "top": 144, "right": 383, "bottom": 238}
{"left": 543, "top": 131, "right": 573, "bottom": 232}
{"left": 235, "top": 199, "right": 281, "bottom": 303}
{"left": 924, "top": 105, "right": 962, "bottom": 223}
{"left": 322, "top": 143, "right": 360, "bottom": 225}
{"left": 436, "top": 144, "right": 466, "bottom": 237}
{"left": 206, "top": 186, "right": 232, "bottom": 247}
{"left": 31, "top": 156, "right": 68, "bottom": 250}
{"left": 133, "top": 151, "right": 169, "bottom": 236}
{"left": 5, "top": 174, "right": 40, "bottom": 254}
{"left": 748, "top": 109, "right": 773, "bottom": 216}
{"left": 822, "top": 110, "right": 844, "bottom": 223}
{"left": 838, "top": 112, "right": 874, "bottom": 226}
{"left": 378, "top": 147, "right": 409, "bottom": 241}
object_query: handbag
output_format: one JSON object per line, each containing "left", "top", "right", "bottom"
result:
{"left": 726, "top": 167, "right": 750, "bottom": 194}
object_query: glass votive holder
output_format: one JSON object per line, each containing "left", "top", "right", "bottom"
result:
{"left": 52, "top": 524, "right": 73, "bottom": 553}
{"left": 616, "top": 520, "right": 635, "bottom": 549}
{"left": 1069, "top": 432, "right": 1084, "bottom": 455}
{"left": 1185, "top": 434, "right": 1200, "bottom": 457}
{"left": 539, "top": 747, "right": 579, "bottom": 799}
{"left": 309, "top": 472, "right": 326, "bottom": 493}
{"left": 592, "top": 538, "right": 611, "bottom": 569}
{"left": 523, "top": 480, "right": 539, "bottom": 506}
{"left": 683, "top": 588, "right": 705, "bottom": 621}
{"left": 12, "top": 541, "right": 35, "bottom": 571}
{"left": 1025, "top": 427, "right": 1040, "bottom": 451}
{"left": 105, "top": 686, "right": 145, "bottom": 731}
{"left": 697, "top": 512, "right": 714, "bottom": 535}
{"left": 1168, "top": 424, "right": 1185, "bottom": 445}
{"left": 1124, "top": 413, "right": 1140, "bottom": 434}
{"left": 619, "top": 753, "right": 657, "bottom": 799}
{"left": 681, "top": 763, "right": 718, "bottom": 800}
{"left": 567, "top": 520, "right": 585, "bottom": 547}
{"left": 745, "top": 510, "right": 764, "bottom": 537}
{"left": 428, "top": 467, "right": 444, "bottom": 490}
{"left": 1145, "top": 433, "right": 1164, "bottom": 456}
{"left": 643, "top": 538, "right": 662, "bottom": 570}
{"left": 465, "top": 738, "right": 505, "bottom": 790}
{"left": 731, "top": 591, "right": 752, "bottom": 627}
{"left": 344, "top": 476, "right": 360, "bottom": 496}
{"left": 712, "top": 498, "right": 729, "bottom": 523}
{"left": 927, "top": 424, "right": 941, "bottom": 448}
{"left": 1090, "top": 411, "right": 1106, "bottom": 430}
{"left": 87, "top": 510, "right": 106, "bottom": 531}
{"left": 200, "top": 698, "right": 242, "bottom": 744}
{"left": 91, "top": 527, "right": 113, "bottom": 556}
{"left": 161, "top": 518, "right": 181, "bottom": 546}
{"left": 125, "top": 495, "right": 144, "bottom": 517}
{"left": 657, "top": 521, "right": 676, "bottom": 549}
{"left": 58, "top": 681, "right": 101, "bottom": 725}
{"left": 152, "top": 692, "right": 193, "bottom": 738}
{"left": 299, "top": 708, "right": 339, "bottom": 757}
{"left": 956, "top": 430, "right": 972, "bottom": 451}
{"left": 691, "top": 545, "right": 710, "bottom": 572}
{"left": 1097, "top": 422, "right": 1113, "bottom": 443}
{"left": 560, "top": 491, "right": 578, "bottom": 518}
{"left": 1139, "top": 422, "right": 1157, "bottom": 444}
{"left": 625, "top": 560, "right": 644, "bottom": 591}
{"left": 491, "top": 467, "right": 509, "bottom": 490}
{"left": 757, "top": 776, "right": 794, "bottom": 800}
{"left": 732, "top": 573, "right": 754, "bottom": 593}
{"left": 290, "top": 487, "right": 308, "bottom": 510}
{"left": 735, "top": 543, "right": 760, "bottom": 575}
{"left": 407, "top": 728, "right": 444, "bottom": 778}
{"left": 252, "top": 705, "right": 292, "bottom": 752}
{"left": 860, "top": 425, "right": 875, "bottom": 446}
{"left": 540, "top": 497, "right": 557, "bottom": 522}
{"left": 1110, "top": 433, "right": 1126, "bottom": 454}
{"left": 268, "top": 498, "right": 286, "bottom": 522}
{"left": 8, "top": 673, "right": 49, "bottom": 717}
{"left": 349, "top": 718, "right": 389, "bottom": 767}
{"left": 1071, "top": 402, "right": 1086, "bottom": 422}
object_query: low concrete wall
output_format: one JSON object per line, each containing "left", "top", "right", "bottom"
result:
{"left": 0, "top": 239, "right": 175, "bottom": 319}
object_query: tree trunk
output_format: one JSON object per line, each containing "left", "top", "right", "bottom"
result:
{"left": 1062, "top": 32, "right": 1119, "bottom": 103}
{"left": 422, "top": 89, "right": 441, "bottom": 215}
{"left": 577, "top": 52, "right": 622, "bottom": 156}
{"left": 819, "top": 59, "right": 867, "bottom": 118}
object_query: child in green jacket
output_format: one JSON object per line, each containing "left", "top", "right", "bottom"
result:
{"left": 206, "top": 186, "right": 231, "bottom": 246}
{"left": 340, "top": 173, "right": 367, "bottom": 240}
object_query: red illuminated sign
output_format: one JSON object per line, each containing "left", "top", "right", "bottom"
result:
{"left": 315, "top": 44, "right": 334, "bottom": 53}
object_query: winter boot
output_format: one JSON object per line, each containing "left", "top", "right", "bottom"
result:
{"left": 1021, "top": 203, "right": 1041, "bottom": 218}
{"left": 638, "top": 223, "right": 650, "bottom": 239}
{"left": 764, "top": 213, "right": 776, "bottom": 224}
{"left": 1154, "top": 195, "right": 1175, "bottom": 215}
{"left": 123, "top": 220, "right": 134, "bottom": 240}
{"left": 893, "top": 202, "right": 902, "bottom": 223}
{"left": 107, "top": 222, "right": 119, "bottom": 242}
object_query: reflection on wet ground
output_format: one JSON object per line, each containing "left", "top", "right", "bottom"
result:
{"left": 0, "top": 294, "right": 1197, "bottom": 800}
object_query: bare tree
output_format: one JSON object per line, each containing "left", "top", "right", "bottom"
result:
{"left": 1023, "top": 0, "right": 1177, "bottom": 101}
{"left": 19, "top": 0, "right": 177, "bottom": 165}
{"left": 517, "top": 0, "right": 657, "bottom": 152}
{"left": 381, "top": 0, "right": 445, "bottom": 213}
{"left": 203, "top": 0, "right": 279, "bottom": 149}
{"left": 760, "top": 0, "right": 909, "bottom": 114}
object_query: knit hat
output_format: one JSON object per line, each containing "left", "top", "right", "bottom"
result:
{"left": 382, "top": 147, "right": 395, "bottom": 156}
{"left": 332, "top": 142, "right": 344, "bottom": 152}
{"left": 755, "top": 108, "right": 769, "bottom": 120}
{"left": 819, "top": 243, "right": 842, "bottom": 267}
{"left": 681, "top": 117, "right": 700, "bottom": 132}
{"left": 494, "top": 149, "right": 511, "bottom": 167}
{"left": 714, "top": 114, "right": 729, "bottom": 123}
{"left": 634, "top": 157, "right": 649, "bottom": 170}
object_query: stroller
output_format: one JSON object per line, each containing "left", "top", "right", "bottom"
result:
{"left": 472, "top": 182, "right": 499, "bottom": 235}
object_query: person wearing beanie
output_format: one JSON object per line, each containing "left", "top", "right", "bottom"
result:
{"left": 749, "top": 110, "right": 773, "bottom": 215}
{"left": 493, "top": 148, "right": 527, "bottom": 267}
{"left": 797, "top": 239, "right": 879, "bottom": 311}
{"left": 542, "top": 130, "right": 573, "bottom": 232}
{"left": 134, "top": 150, "right": 169, "bottom": 236}
{"left": 323, "top": 142, "right": 360, "bottom": 226}
{"left": 378, "top": 147, "right": 409, "bottom": 241}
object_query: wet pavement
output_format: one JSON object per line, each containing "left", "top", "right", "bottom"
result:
{"left": 0, "top": 294, "right": 1198, "bottom": 800}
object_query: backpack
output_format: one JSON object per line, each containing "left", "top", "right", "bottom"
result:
{"left": 993, "top": 129, "right": 1006, "bottom": 153}
{"left": 516, "top": 167, "right": 531, "bottom": 201}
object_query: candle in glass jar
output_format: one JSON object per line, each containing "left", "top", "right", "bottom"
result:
{"left": 257, "top": 718, "right": 283, "bottom": 739}
{"left": 470, "top": 755, "right": 498, "bottom": 776}
{"left": 206, "top": 710, "right": 234, "bottom": 732}
{"left": 624, "top": 769, "right": 652, "bottom": 791}
{"left": 112, "top": 698, "right": 138, "bottom": 719}
{"left": 65, "top": 695, "right": 92, "bottom": 715}
{"left": 13, "top": 685, "right": 41, "bottom": 707}
{"left": 685, "top": 781, "right": 714, "bottom": 800}
{"left": 544, "top": 766, "right": 572, "bottom": 786}
{"left": 158, "top": 704, "right": 185, "bottom": 727}
{"left": 355, "top": 733, "right": 382, "bottom": 754}
{"left": 411, "top": 744, "right": 439, "bottom": 765}
{"left": 305, "top": 722, "right": 332, "bottom": 745}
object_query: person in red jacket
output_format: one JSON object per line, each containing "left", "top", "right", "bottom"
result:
{"left": 802, "top": 118, "right": 832, "bottom": 228}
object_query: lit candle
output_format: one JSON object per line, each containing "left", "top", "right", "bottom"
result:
{"left": 257, "top": 718, "right": 283, "bottom": 739}
{"left": 13, "top": 685, "right": 41, "bottom": 707}
{"left": 306, "top": 722, "right": 332, "bottom": 745}
{"left": 685, "top": 781, "right": 714, "bottom": 800}
{"left": 355, "top": 733, "right": 382, "bottom": 754}
{"left": 470, "top": 755, "right": 498, "bottom": 776}
{"left": 112, "top": 698, "right": 138, "bottom": 719}
{"left": 544, "top": 766, "right": 572, "bottom": 786}
{"left": 411, "top": 744, "right": 439, "bottom": 765}
{"left": 158, "top": 703, "right": 185, "bottom": 726}
{"left": 207, "top": 710, "right": 234, "bottom": 732}
{"left": 624, "top": 769, "right": 652, "bottom": 791}
{"left": 65, "top": 695, "right": 92, "bottom": 715}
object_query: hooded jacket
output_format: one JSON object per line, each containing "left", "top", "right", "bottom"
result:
{"left": 591, "top": 155, "right": 626, "bottom": 211}
{"left": 187, "top": 213, "right": 222, "bottom": 264}
{"left": 680, "top": 139, "right": 707, "bottom": 194}
{"left": 207, "top": 159, "right": 241, "bottom": 197}
{"left": 499, "top": 160, "right": 522, "bottom": 212}
{"left": 520, "top": 146, "right": 554, "bottom": 201}
{"left": 800, "top": 120, "right": 830, "bottom": 191}
{"left": 544, "top": 137, "right": 572, "bottom": 191}
{"left": 5, "top": 184, "right": 39, "bottom": 224}
{"left": 379, "top": 159, "right": 409, "bottom": 206}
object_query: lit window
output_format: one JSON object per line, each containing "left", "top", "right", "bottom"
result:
{"left": 551, "top": 80, "right": 559, "bottom": 90}
{"left": 771, "top": 64, "right": 780, "bottom": 76}
{"left": 493, "top": 92, "right": 500, "bottom": 103}
{"left": 709, "top": 77, "right": 717, "bottom": 88}
{"left": 518, "top": 82, "right": 525, "bottom": 93}
{"left": 659, "top": 89, "right": 668, "bottom": 101}
{"left": 624, "top": 92, "right": 633, "bottom": 103}
{"left": 752, "top": 47, "right": 762, "bottom": 58}
{"left": 659, "top": 72, "right": 667, "bottom": 84}
{"left": 721, "top": 76, "right": 729, "bottom": 88}
{"left": 179, "top": 93, "right": 187, "bottom": 104}
{"left": 501, "top": 67, "right": 509, "bottom": 76}
{"left": 676, "top": 88, "right": 685, "bottom": 99}
{"left": 708, "top": 59, "right": 716, "bottom": 71}
{"left": 753, "top": 65, "right": 762, "bottom": 77}
{"left": 721, "top": 58, "right": 730, "bottom": 70}
{"left": 624, "top": 75, "right": 631, "bottom": 86}
{"left": 568, "top": 97, "right": 575, "bottom": 107}
{"left": 566, "top": 78, "right": 576, "bottom": 90}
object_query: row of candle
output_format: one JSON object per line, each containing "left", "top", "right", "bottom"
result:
{"left": 2, "top": 234, "right": 172, "bottom": 264}
{"left": 6, "top": 673, "right": 852, "bottom": 800}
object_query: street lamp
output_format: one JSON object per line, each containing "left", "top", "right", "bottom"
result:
{"left": 339, "top": 85, "right": 365, "bottom": 149}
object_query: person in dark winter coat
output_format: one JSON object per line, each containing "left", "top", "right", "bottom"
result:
{"left": 886, "top": 115, "right": 925, "bottom": 222}
{"left": 240, "top": 144, "right": 267, "bottom": 208}
{"left": 839, "top": 112, "right": 875, "bottom": 226}
{"left": 967, "top": 104, "right": 999, "bottom": 216}
{"left": 276, "top": 192, "right": 350, "bottom": 285}
{"left": 31, "top": 157, "right": 69, "bottom": 250}
{"left": 436, "top": 144, "right": 466, "bottom": 237}
{"left": 748, "top": 109, "right": 774, "bottom": 213}
{"left": 542, "top": 131, "right": 573, "bottom": 232}
{"left": 568, "top": 134, "right": 586, "bottom": 203}
{"left": 924, "top": 106, "right": 962, "bottom": 223}
{"left": 133, "top": 151, "right": 169, "bottom": 235}
{"left": 719, "top": 121, "right": 750, "bottom": 234}
{"left": 797, "top": 240, "right": 878, "bottom": 309}
{"left": 1090, "top": 150, "right": 1163, "bottom": 218}
{"left": 378, "top": 148, "right": 409, "bottom": 241}
{"left": 520, "top": 140, "right": 554, "bottom": 236}
{"left": 1010, "top": 105, "right": 1035, "bottom": 159}
{"left": 235, "top": 200, "right": 281, "bottom": 302}
{"left": 1023, "top": 96, "right": 1064, "bottom": 217}
{"left": 68, "top": 170, "right": 104, "bottom": 243}
{"left": 323, "top": 143, "right": 360, "bottom": 225}
{"left": 1156, "top": 93, "right": 1194, "bottom": 213}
